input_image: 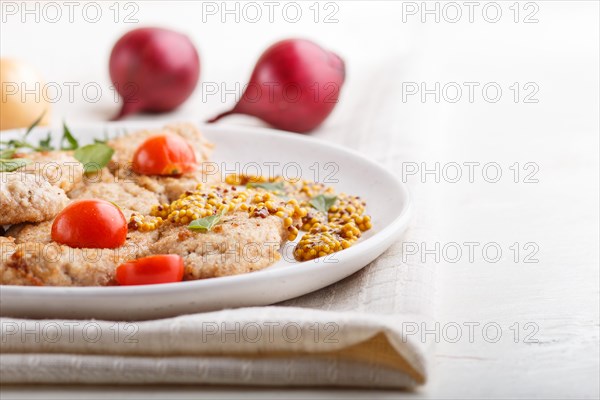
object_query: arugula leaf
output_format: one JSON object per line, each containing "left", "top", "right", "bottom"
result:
{"left": 1, "top": 116, "right": 113, "bottom": 155}
{"left": 74, "top": 143, "right": 114, "bottom": 173}
{"left": 309, "top": 194, "right": 338, "bottom": 214}
{"left": 37, "top": 132, "right": 54, "bottom": 151}
{"left": 246, "top": 181, "right": 286, "bottom": 194}
{"left": 0, "top": 158, "right": 31, "bottom": 172}
{"left": 0, "top": 148, "right": 16, "bottom": 159}
{"left": 0, "top": 139, "right": 37, "bottom": 151}
{"left": 0, "top": 111, "right": 50, "bottom": 154}
{"left": 24, "top": 110, "right": 47, "bottom": 138}
{"left": 60, "top": 122, "right": 79, "bottom": 150}
{"left": 188, "top": 213, "right": 223, "bottom": 232}
{"left": 94, "top": 134, "right": 107, "bottom": 144}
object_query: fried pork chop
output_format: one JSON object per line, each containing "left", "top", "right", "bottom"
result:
{"left": 1, "top": 211, "right": 291, "bottom": 286}
{"left": 0, "top": 239, "right": 143, "bottom": 286}
{"left": 68, "top": 176, "right": 160, "bottom": 216}
{"left": 145, "top": 213, "right": 288, "bottom": 280}
{"left": 108, "top": 122, "right": 213, "bottom": 167}
{"left": 108, "top": 122, "right": 218, "bottom": 201}
{"left": 6, "top": 167, "right": 162, "bottom": 244}
{"left": 20, "top": 151, "right": 84, "bottom": 193}
{"left": 0, "top": 172, "right": 69, "bottom": 225}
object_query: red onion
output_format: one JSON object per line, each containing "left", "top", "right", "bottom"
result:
{"left": 207, "top": 39, "right": 345, "bottom": 133}
{"left": 109, "top": 27, "right": 200, "bottom": 120}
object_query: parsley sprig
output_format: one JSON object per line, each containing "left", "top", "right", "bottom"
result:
{"left": 0, "top": 111, "right": 114, "bottom": 173}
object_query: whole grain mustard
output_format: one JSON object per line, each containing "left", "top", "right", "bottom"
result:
{"left": 129, "top": 175, "right": 372, "bottom": 262}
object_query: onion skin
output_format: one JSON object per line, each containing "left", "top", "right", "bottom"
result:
{"left": 109, "top": 28, "right": 200, "bottom": 120}
{"left": 207, "top": 39, "right": 345, "bottom": 133}
{"left": 0, "top": 59, "right": 51, "bottom": 130}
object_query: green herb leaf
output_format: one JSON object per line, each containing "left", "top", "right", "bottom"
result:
{"left": 0, "top": 148, "right": 16, "bottom": 159}
{"left": 246, "top": 181, "right": 286, "bottom": 194}
{"left": 74, "top": 143, "right": 114, "bottom": 173}
{"left": 60, "top": 122, "right": 79, "bottom": 150}
{"left": 188, "top": 213, "right": 223, "bottom": 232}
{"left": 93, "top": 130, "right": 110, "bottom": 144}
{"left": 0, "top": 111, "right": 50, "bottom": 154}
{"left": 309, "top": 194, "right": 338, "bottom": 214}
{"left": 0, "top": 158, "right": 31, "bottom": 172}
{"left": 24, "top": 110, "right": 47, "bottom": 138}
{"left": 1, "top": 139, "right": 37, "bottom": 151}
{"left": 37, "top": 132, "right": 54, "bottom": 151}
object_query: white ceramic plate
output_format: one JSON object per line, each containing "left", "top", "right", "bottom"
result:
{"left": 0, "top": 122, "right": 411, "bottom": 320}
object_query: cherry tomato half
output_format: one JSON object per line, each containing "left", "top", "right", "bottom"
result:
{"left": 51, "top": 199, "right": 127, "bottom": 249}
{"left": 116, "top": 255, "right": 185, "bottom": 285}
{"left": 132, "top": 134, "right": 197, "bottom": 176}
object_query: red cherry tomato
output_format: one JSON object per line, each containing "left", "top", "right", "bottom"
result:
{"left": 51, "top": 199, "right": 127, "bottom": 249}
{"left": 116, "top": 255, "right": 185, "bottom": 285}
{"left": 132, "top": 134, "right": 197, "bottom": 176}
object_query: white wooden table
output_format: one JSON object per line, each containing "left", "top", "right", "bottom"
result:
{"left": 1, "top": 1, "right": 598, "bottom": 398}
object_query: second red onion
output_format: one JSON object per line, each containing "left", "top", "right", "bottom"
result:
{"left": 109, "top": 27, "right": 200, "bottom": 120}
{"left": 207, "top": 39, "right": 345, "bottom": 133}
